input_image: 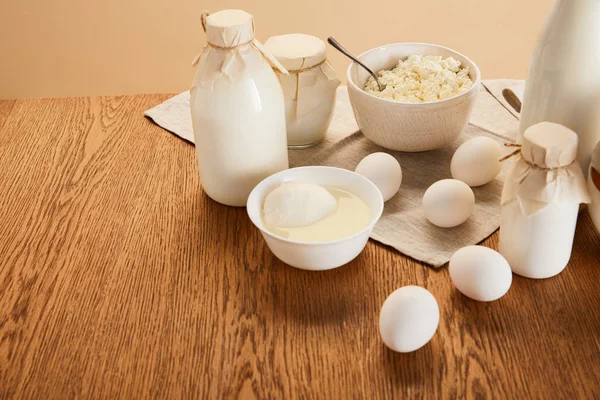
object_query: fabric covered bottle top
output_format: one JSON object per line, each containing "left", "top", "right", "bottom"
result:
{"left": 501, "top": 121, "right": 590, "bottom": 216}
{"left": 204, "top": 9, "right": 255, "bottom": 49}
{"left": 264, "top": 34, "right": 327, "bottom": 71}
{"left": 521, "top": 122, "right": 579, "bottom": 169}
{"left": 192, "top": 9, "right": 287, "bottom": 86}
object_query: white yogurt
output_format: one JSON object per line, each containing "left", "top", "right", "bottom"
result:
{"left": 263, "top": 187, "right": 371, "bottom": 242}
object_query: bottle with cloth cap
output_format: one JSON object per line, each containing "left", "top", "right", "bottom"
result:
{"left": 499, "top": 122, "right": 591, "bottom": 279}
{"left": 190, "top": 9, "right": 290, "bottom": 207}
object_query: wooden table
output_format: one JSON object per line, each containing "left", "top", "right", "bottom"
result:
{"left": 1, "top": 96, "right": 599, "bottom": 399}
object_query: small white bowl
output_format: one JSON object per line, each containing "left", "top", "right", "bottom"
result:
{"left": 347, "top": 42, "right": 481, "bottom": 152}
{"left": 247, "top": 166, "right": 384, "bottom": 271}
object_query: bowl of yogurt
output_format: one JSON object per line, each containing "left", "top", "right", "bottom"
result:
{"left": 346, "top": 43, "right": 481, "bottom": 152}
{"left": 247, "top": 166, "right": 384, "bottom": 271}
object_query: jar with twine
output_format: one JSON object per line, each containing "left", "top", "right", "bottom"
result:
{"left": 498, "top": 121, "right": 590, "bottom": 279}
{"left": 264, "top": 34, "right": 340, "bottom": 148}
{"left": 190, "top": 9, "right": 289, "bottom": 207}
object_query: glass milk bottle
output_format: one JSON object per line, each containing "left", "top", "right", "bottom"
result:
{"left": 190, "top": 10, "right": 289, "bottom": 207}
{"left": 264, "top": 34, "right": 340, "bottom": 148}
{"left": 518, "top": 0, "right": 600, "bottom": 174}
{"left": 499, "top": 122, "right": 590, "bottom": 279}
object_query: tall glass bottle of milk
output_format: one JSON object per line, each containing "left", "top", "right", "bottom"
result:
{"left": 190, "top": 10, "right": 289, "bottom": 207}
{"left": 499, "top": 122, "right": 590, "bottom": 279}
{"left": 518, "top": 0, "right": 600, "bottom": 173}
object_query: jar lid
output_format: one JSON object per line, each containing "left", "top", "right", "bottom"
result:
{"left": 263, "top": 34, "right": 326, "bottom": 71}
{"left": 204, "top": 10, "right": 255, "bottom": 48}
{"left": 521, "top": 122, "right": 579, "bottom": 168}
{"left": 592, "top": 140, "right": 600, "bottom": 173}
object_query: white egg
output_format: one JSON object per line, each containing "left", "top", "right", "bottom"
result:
{"left": 422, "top": 179, "right": 475, "bottom": 228}
{"left": 263, "top": 182, "right": 336, "bottom": 228}
{"left": 379, "top": 286, "right": 439, "bottom": 353}
{"left": 449, "top": 245, "right": 512, "bottom": 302}
{"left": 355, "top": 152, "right": 402, "bottom": 202}
{"left": 451, "top": 136, "right": 504, "bottom": 187}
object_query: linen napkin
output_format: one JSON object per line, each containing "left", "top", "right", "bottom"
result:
{"left": 145, "top": 80, "right": 525, "bottom": 267}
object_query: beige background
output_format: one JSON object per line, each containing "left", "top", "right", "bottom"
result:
{"left": 0, "top": 0, "right": 552, "bottom": 99}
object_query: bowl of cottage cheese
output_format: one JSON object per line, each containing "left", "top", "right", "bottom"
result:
{"left": 346, "top": 43, "right": 481, "bottom": 152}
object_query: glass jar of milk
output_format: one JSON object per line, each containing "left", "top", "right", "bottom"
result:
{"left": 190, "top": 10, "right": 289, "bottom": 206}
{"left": 519, "top": 0, "right": 600, "bottom": 174}
{"left": 499, "top": 122, "right": 590, "bottom": 279}
{"left": 264, "top": 34, "right": 340, "bottom": 148}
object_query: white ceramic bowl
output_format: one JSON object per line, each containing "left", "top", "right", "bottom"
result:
{"left": 247, "top": 166, "right": 384, "bottom": 271}
{"left": 346, "top": 43, "right": 481, "bottom": 152}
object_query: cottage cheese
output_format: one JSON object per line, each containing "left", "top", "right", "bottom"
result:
{"left": 364, "top": 55, "right": 474, "bottom": 103}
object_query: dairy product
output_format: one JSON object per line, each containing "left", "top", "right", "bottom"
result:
{"left": 364, "top": 55, "right": 473, "bottom": 103}
{"left": 518, "top": 0, "right": 600, "bottom": 173}
{"left": 264, "top": 34, "right": 340, "bottom": 148}
{"left": 499, "top": 122, "right": 590, "bottom": 279}
{"left": 190, "top": 10, "right": 289, "bottom": 207}
{"left": 263, "top": 186, "right": 371, "bottom": 242}
{"left": 262, "top": 182, "right": 337, "bottom": 228}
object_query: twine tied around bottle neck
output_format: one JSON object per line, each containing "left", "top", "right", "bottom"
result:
{"left": 192, "top": 11, "right": 257, "bottom": 67}
{"left": 283, "top": 58, "right": 327, "bottom": 74}
{"left": 200, "top": 11, "right": 209, "bottom": 32}
{"left": 499, "top": 143, "right": 522, "bottom": 163}
{"left": 499, "top": 142, "right": 568, "bottom": 171}
{"left": 275, "top": 58, "right": 328, "bottom": 102}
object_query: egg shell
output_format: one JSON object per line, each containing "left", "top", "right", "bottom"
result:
{"left": 355, "top": 152, "right": 402, "bottom": 202}
{"left": 451, "top": 137, "right": 504, "bottom": 187}
{"left": 422, "top": 179, "right": 475, "bottom": 228}
{"left": 449, "top": 245, "right": 512, "bottom": 302}
{"left": 379, "top": 286, "right": 439, "bottom": 353}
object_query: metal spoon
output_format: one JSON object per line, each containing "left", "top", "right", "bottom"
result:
{"left": 327, "top": 37, "right": 385, "bottom": 92}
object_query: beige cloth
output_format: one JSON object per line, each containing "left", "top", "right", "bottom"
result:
{"left": 145, "top": 80, "right": 523, "bottom": 267}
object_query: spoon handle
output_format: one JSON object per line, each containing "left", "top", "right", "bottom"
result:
{"left": 327, "top": 37, "right": 382, "bottom": 91}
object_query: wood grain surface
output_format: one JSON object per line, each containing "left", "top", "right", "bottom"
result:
{"left": 0, "top": 96, "right": 599, "bottom": 399}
